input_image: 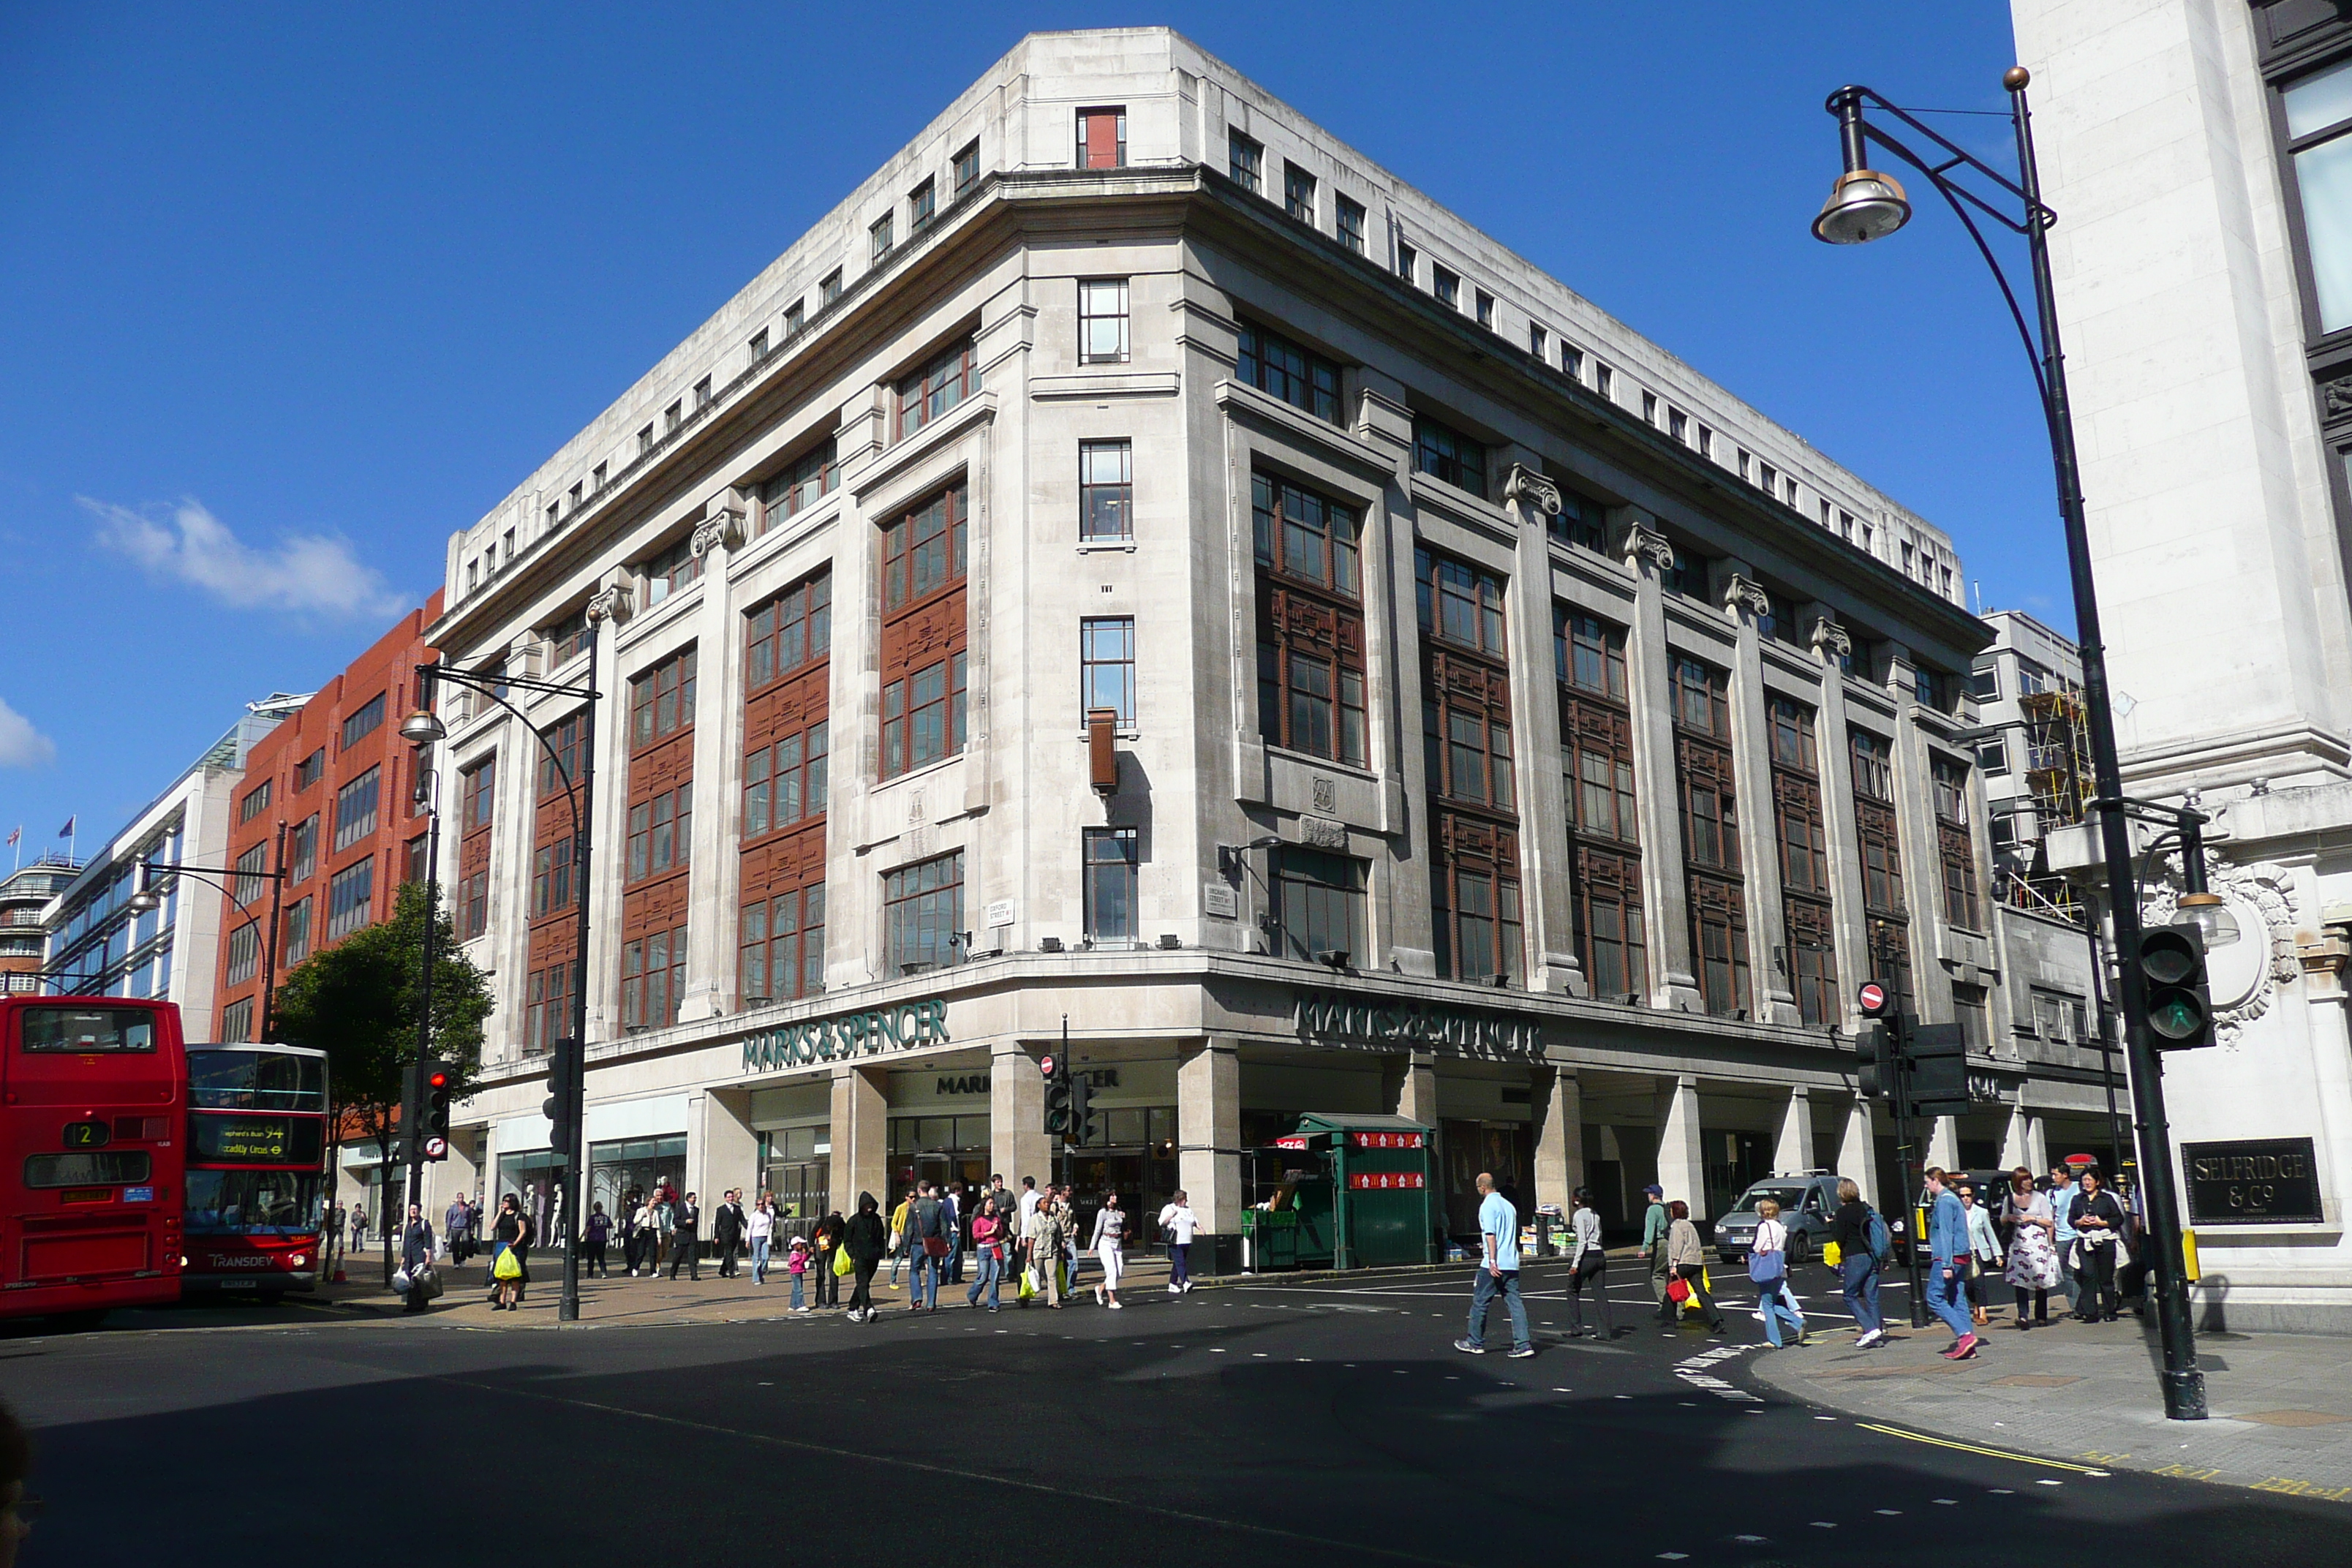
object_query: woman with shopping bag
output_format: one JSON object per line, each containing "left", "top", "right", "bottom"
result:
{"left": 490, "top": 1194, "right": 530, "bottom": 1312}
{"left": 1656, "top": 1201, "right": 1724, "bottom": 1333}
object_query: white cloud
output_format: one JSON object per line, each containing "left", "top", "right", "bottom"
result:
{"left": 81, "top": 496, "right": 410, "bottom": 620}
{"left": 0, "top": 697, "right": 56, "bottom": 769}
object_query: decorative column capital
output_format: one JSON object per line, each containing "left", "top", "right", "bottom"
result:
{"left": 1809, "top": 616, "right": 1852, "bottom": 661}
{"left": 691, "top": 500, "right": 747, "bottom": 560}
{"left": 1501, "top": 462, "right": 1564, "bottom": 521}
{"left": 1722, "top": 571, "right": 1770, "bottom": 621}
{"left": 1621, "top": 521, "right": 1676, "bottom": 573}
{"left": 586, "top": 583, "right": 633, "bottom": 625}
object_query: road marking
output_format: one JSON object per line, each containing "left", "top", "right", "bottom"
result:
{"left": 439, "top": 1373, "right": 1475, "bottom": 1566}
{"left": 1855, "top": 1422, "right": 2111, "bottom": 1476}
{"left": 1809, "top": 1521, "right": 1836, "bottom": 1529}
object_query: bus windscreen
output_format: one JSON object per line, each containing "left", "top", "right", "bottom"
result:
{"left": 21, "top": 1008, "right": 157, "bottom": 1053}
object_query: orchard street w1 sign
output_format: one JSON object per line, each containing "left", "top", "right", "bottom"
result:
{"left": 741, "top": 998, "right": 949, "bottom": 1074}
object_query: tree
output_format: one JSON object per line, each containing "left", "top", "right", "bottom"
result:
{"left": 274, "top": 879, "right": 493, "bottom": 1278}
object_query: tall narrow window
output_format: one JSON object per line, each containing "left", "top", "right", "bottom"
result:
{"left": 1934, "top": 757, "right": 1981, "bottom": 930}
{"left": 1255, "top": 475, "right": 1366, "bottom": 767}
{"left": 1558, "top": 605, "right": 1643, "bottom": 999}
{"left": 1229, "top": 129, "right": 1263, "bottom": 193}
{"left": 1771, "top": 696, "right": 1835, "bottom": 1024}
{"left": 1080, "top": 617, "right": 1137, "bottom": 726}
{"left": 1084, "top": 827, "right": 1139, "bottom": 943}
{"left": 879, "top": 484, "right": 970, "bottom": 781}
{"left": 1077, "top": 108, "right": 1126, "bottom": 169}
{"left": 908, "top": 177, "right": 936, "bottom": 232}
{"left": 1335, "top": 193, "right": 1365, "bottom": 253}
{"left": 953, "top": 140, "right": 981, "bottom": 200}
{"left": 327, "top": 857, "right": 375, "bottom": 940}
{"left": 1432, "top": 265, "right": 1460, "bottom": 309}
{"left": 1079, "top": 440, "right": 1133, "bottom": 541}
{"left": 883, "top": 852, "right": 963, "bottom": 972}
{"left": 333, "top": 767, "right": 380, "bottom": 851}
{"left": 2284, "top": 60, "right": 2352, "bottom": 333}
{"left": 1422, "top": 546, "right": 1520, "bottom": 983}
{"left": 1078, "top": 279, "right": 1130, "bottom": 363}
{"left": 1284, "top": 161, "right": 1316, "bottom": 222}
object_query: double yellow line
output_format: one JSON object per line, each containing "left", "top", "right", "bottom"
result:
{"left": 1856, "top": 1421, "right": 2111, "bottom": 1475}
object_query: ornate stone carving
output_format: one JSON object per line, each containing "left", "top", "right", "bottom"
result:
{"left": 1311, "top": 775, "right": 1337, "bottom": 815}
{"left": 1809, "top": 617, "right": 1852, "bottom": 660}
{"left": 2141, "top": 854, "right": 2300, "bottom": 1047}
{"left": 691, "top": 503, "right": 746, "bottom": 559}
{"left": 1621, "top": 521, "right": 1676, "bottom": 573}
{"left": 586, "top": 582, "right": 633, "bottom": 625}
{"left": 1300, "top": 815, "right": 1347, "bottom": 850}
{"left": 2323, "top": 375, "right": 2352, "bottom": 420}
{"left": 1501, "top": 463, "right": 1563, "bottom": 519}
{"left": 1722, "top": 571, "right": 1770, "bottom": 621}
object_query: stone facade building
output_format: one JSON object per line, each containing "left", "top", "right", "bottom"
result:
{"left": 2015, "top": 0, "right": 2352, "bottom": 1329}
{"left": 0, "top": 856, "right": 78, "bottom": 995}
{"left": 422, "top": 29, "right": 2115, "bottom": 1245}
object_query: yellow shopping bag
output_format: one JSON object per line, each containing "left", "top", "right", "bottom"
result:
{"left": 493, "top": 1246, "right": 522, "bottom": 1282}
{"left": 1823, "top": 1240, "right": 1843, "bottom": 1270}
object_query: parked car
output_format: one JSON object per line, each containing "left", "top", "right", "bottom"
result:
{"left": 1709, "top": 1172, "right": 1847, "bottom": 1266}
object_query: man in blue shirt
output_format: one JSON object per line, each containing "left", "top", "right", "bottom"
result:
{"left": 1455, "top": 1172, "right": 1534, "bottom": 1359}
{"left": 1922, "top": 1167, "right": 1979, "bottom": 1360}
{"left": 2046, "top": 1164, "right": 2081, "bottom": 1316}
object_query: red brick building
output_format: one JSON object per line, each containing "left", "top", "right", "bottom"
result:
{"left": 212, "top": 593, "right": 442, "bottom": 1041}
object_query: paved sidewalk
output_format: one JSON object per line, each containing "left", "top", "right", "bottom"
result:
{"left": 1748, "top": 1305, "right": 2352, "bottom": 1507}
{"left": 301, "top": 1248, "right": 1174, "bottom": 1329}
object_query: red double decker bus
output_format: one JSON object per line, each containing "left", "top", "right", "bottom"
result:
{"left": 182, "top": 1042, "right": 329, "bottom": 1299}
{"left": 0, "top": 996, "right": 187, "bottom": 1325}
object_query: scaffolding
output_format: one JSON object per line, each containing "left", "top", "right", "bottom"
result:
{"left": 1997, "top": 679, "right": 2095, "bottom": 917}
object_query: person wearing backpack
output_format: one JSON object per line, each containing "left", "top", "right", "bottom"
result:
{"left": 1830, "top": 1178, "right": 1888, "bottom": 1347}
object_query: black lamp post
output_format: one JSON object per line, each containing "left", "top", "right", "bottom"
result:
{"left": 1813, "top": 69, "right": 2207, "bottom": 1420}
{"left": 401, "top": 635, "right": 602, "bottom": 1322}
{"left": 128, "top": 846, "right": 290, "bottom": 1039}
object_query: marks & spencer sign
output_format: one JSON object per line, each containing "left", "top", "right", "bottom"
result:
{"left": 741, "top": 998, "right": 949, "bottom": 1075}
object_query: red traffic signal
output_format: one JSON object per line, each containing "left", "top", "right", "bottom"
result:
{"left": 426, "top": 1069, "right": 449, "bottom": 1090}
{"left": 1856, "top": 981, "right": 1890, "bottom": 1018}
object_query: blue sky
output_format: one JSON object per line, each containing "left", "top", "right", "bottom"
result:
{"left": 0, "top": 1, "right": 2046, "bottom": 855}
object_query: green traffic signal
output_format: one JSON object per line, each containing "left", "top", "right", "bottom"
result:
{"left": 2138, "top": 925, "right": 2214, "bottom": 1051}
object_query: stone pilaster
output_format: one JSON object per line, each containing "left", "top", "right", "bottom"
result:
{"left": 1621, "top": 515, "right": 1701, "bottom": 1010}
{"left": 1722, "top": 569, "right": 1798, "bottom": 1022}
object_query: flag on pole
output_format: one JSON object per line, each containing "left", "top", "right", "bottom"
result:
{"left": 56, "top": 816, "right": 74, "bottom": 838}
{"left": 4, "top": 827, "right": 18, "bottom": 848}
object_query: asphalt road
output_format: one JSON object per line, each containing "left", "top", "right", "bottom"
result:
{"left": 8, "top": 1261, "right": 2351, "bottom": 1566}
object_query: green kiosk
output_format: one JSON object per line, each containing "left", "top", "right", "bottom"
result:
{"left": 1243, "top": 1112, "right": 1439, "bottom": 1270}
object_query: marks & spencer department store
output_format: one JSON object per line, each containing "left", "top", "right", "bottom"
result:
{"left": 425, "top": 29, "right": 2121, "bottom": 1246}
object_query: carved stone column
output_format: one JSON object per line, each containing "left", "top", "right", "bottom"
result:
{"left": 679, "top": 491, "right": 747, "bottom": 1023}
{"left": 1621, "top": 516, "right": 1702, "bottom": 1010}
{"left": 1809, "top": 616, "right": 1874, "bottom": 1030}
{"left": 1501, "top": 461, "right": 1583, "bottom": 995}
{"left": 1722, "top": 570, "right": 1798, "bottom": 1023}
{"left": 579, "top": 576, "right": 633, "bottom": 1044}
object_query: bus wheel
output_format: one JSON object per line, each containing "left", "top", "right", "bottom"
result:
{"left": 51, "top": 1310, "right": 108, "bottom": 1333}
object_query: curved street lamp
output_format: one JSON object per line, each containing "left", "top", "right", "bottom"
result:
{"left": 403, "top": 638, "right": 602, "bottom": 1322}
{"left": 127, "top": 851, "right": 289, "bottom": 1040}
{"left": 1810, "top": 68, "right": 2207, "bottom": 1421}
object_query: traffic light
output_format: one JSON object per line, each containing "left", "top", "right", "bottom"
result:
{"left": 399, "top": 1060, "right": 423, "bottom": 1161}
{"left": 1907, "top": 1022, "right": 1972, "bottom": 1117}
{"left": 2138, "top": 924, "right": 2215, "bottom": 1051}
{"left": 1855, "top": 1020, "right": 1890, "bottom": 1101}
{"left": 422, "top": 1058, "right": 453, "bottom": 1160}
{"left": 543, "top": 1037, "right": 584, "bottom": 1166}
{"left": 1041, "top": 1052, "right": 1071, "bottom": 1136}
{"left": 1068, "top": 1070, "right": 1094, "bottom": 1147}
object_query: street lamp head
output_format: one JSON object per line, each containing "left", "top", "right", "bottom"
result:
{"left": 1812, "top": 168, "right": 1911, "bottom": 245}
{"left": 399, "top": 708, "right": 448, "bottom": 745}
{"left": 127, "top": 889, "right": 161, "bottom": 916}
{"left": 2176, "top": 892, "right": 2242, "bottom": 949}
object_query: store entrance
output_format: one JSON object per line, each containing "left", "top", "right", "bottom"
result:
{"left": 1062, "top": 1107, "right": 1177, "bottom": 1248}
{"left": 887, "top": 1112, "right": 990, "bottom": 1213}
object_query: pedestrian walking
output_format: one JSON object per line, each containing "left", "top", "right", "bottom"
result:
{"left": 1922, "top": 1167, "right": 1979, "bottom": 1359}
{"left": 786, "top": 1235, "right": 812, "bottom": 1311}
{"left": 328, "top": 1199, "right": 346, "bottom": 1266}
{"left": 2068, "top": 1169, "right": 2126, "bottom": 1322}
{"left": 1829, "top": 1178, "right": 1888, "bottom": 1346}
{"left": 629, "top": 1191, "right": 657, "bottom": 1275}
{"left": 399, "top": 1202, "right": 437, "bottom": 1314}
{"left": 965, "top": 1199, "right": 1005, "bottom": 1311}
{"left": 1640, "top": 1184, "right": 1670, "bottom": 1311}
{"left": 1158, "top": 1190, "right": 1199, "bottom": 1294}
{"left": 444, "top": 1194, "right": 471, "bottom": 1263}
{"left": 749, "top": 1194, "right": 776, "bottom": 1284}
{"left": 1455, "top": 1172, "right": 1534, "bottom": 1357}
{"left": 813, "top": 1210, "right": 845, "bottom": 1308}
{"left": 1747, "top": 1198, "right": 1809, "bottom": 1349}
{"left": 1959, "top": 1183, "right": 2004, "bottom": 1326}
{"left": 2001, "top": 1168, "right": 2059, "bottom": 1330}
{"left": 350, "top": 1207, "right": 369, "bottom": 1255}
{"left": 490, "top": 1194, "right": 530, "bottom": 1311}
{"left": 1029, "top": 1188, "right": 1067, "bottom": 1307}
{"left": 2046, "top": 1164, "right": 2082, "bottom": 1315}
{"left": 1656, "top": 1201, "right": 1725, "bottom": 1333}
{"left": 1561, "top": 1187, "right": 1613, "bottom": 1339}
{"left": 886, "top": 1190, "right": 913, "bottom": 1292}
{"left": 905, "top": 1181, "right": 948, "bottom": 1311}
{"left": 584, "top": 1202, "right": 612, "bottom": 1278}
{"left": 714, "top": 1190, "right": 747, "bottom": 1279}
{"left": 668, "top": 1191, "right": 702, "bottom": 1281}
{"left": 654, "top": 1187, "right": 677, "bottom": 1275}
{"left": 843, "top": 1193, "right": 888, "bottom": 1322}
{"left": 945, "top": 1183, "right": 966, "bottom": 1286}
{"left": 1091, "top": 1191, "right": 1127, "bottom": 1309}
